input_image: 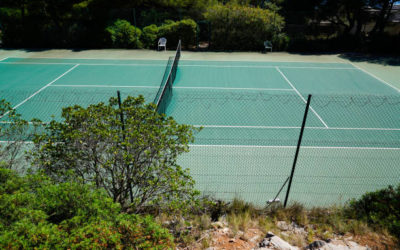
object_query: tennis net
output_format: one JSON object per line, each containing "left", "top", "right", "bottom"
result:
{"left": 154, "top": 40, "right": 181, "bottom": 114}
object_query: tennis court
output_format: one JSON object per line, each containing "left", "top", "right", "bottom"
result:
{"left": 1, "top": 52, "right": 399, "bottom": 206}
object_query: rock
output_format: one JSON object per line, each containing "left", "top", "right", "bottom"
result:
{"left": 281, "top": 232, "right": 289, "bottom": 238}
{"left": 236, "top": 230, "right": 244, "bottom": 238}
{"left": 229, "top": 238, "right": 236, "bottom": 243}
{"left": 266, "top": 231, "right": 275, "bottom": 238}
{"left": 269, "top": 235, "right": 299, "bottom": 250}
{"left": 249, "top": 235, "right": 261, "bottom": 244}
{"left": 317, "top": 240, "right": 369, "bottom": 250}
{"left": 259, "top": 238, "right": 270, "bottom": 248}
{"left": 277, "top": 221, "right": 291, "bottom": 231}
{"left": 211, "top": 221, "right": 224, "bottom": 229}
{"left": 222, "top": 227, "right": 230, "bottom": 234}
{"left": 305, "top": 240, "right": 326, "bottom": 249}
{"left": 259, "top": 235, "right": 298, "bottom": 250}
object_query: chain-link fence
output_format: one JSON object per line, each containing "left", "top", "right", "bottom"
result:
{"left": 1, "top": 90, "right": 399, "bottom": 207}
{"left": 173, "top": 93, "right": 400, "bottom": 207}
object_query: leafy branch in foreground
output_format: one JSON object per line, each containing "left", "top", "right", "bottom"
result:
{"left": 30, "top": 95, "right": 201, "bottom": 214}
{"left": 0, "top": 167, "right": 174, "bottom": 249}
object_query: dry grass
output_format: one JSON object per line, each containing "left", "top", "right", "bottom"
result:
{"left": 157, "top": 198, "right": 399, "bottom": 249}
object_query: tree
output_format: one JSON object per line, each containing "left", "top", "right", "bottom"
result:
{"left": 318, "top": 0, "right": 368, "bottom": 36}
{"left": 370, "top": 0, "right": 397, "bottom": 35}
{"left": 205, "top": 3, "right": 288, "bottom": 50}
{"left": 31, "top": 95, "right": 200, "bottom": 214}
{"left": 105, "top": 19, "right": 143, "bottom": 48}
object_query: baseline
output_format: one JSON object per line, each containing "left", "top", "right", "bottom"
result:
{"left": 0, "top": 61, "right": 358, "bottom": 70}
{"left": 0, "top": 56, "right": 352, "bottom": 64}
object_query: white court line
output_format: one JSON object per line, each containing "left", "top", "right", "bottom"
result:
{"left": 3, "top": 56, "right": 351, "bottom": 64}
{"left": 0, "top": 62, "right": 167, "bottom": 67}
{"left": 0, "top": 140, "right": 34, "bottom": 144}
{"left": 0, "top": 61, "right": 357, "bottom": 70}
{"left": 0, "top": 64, "right": 80, "bottom": 118}
{"left": 0, "top": 121, "right": 49, "bottom": 124}
{"left": 348, "top": 62, "right": 400, "bottom": 93}
{"left": 50, "top": 84, "right": 294, "bottom": 92}
{"left": 195, "top": 125, "right": 302, "bottom": 129}
{"left": 180, "top": 65, "right": 356, "bottom": 70}
{"left": 193, "top": 125, "right": 400, "bottom": 131}
{"left": 189, "top": 144, "right": 400, "bottom": 150}
{"left": 275, "top": 67, "right": 329, "bottom": 128}
{"left": 174, "top": 86, "right": 294, "bottom": 91}
{"left": 5, "top": 56, "right": 170, "bottom": 61}
{"left": 51, "top": 84, "right": 159, "bottom": 88}
{"left": 1, "top": 121, "right": 398, "bottom": 131}
{"left": 0, "top": 140, "right": 398, "bottom": 150}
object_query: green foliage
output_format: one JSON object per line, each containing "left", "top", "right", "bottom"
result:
{"left": 346, "top": 184, "right": 400, "bottom": 238}
{"left": 158, "top": 19, "right": 198, "bottom": 49}
{"left": 205, "top": 3, "right": 288, "bottom": 50}
{"left": 31, "top": 95, "right": 200, "bottom": 214}
{"left": 0, "top": 168, "right": 175, "bottom": 249}
{"left": 142, "top": 24, "right": 160, "bottom": 48}
{"left": 106, "top": 19, "right": 143, "bottom": 48}
{"left": 142, "top": 19, "right": 198, "bottom": 49}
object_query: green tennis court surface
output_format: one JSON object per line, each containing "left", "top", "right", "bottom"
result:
{"left": 1, "top": 56, "right": 399, "bottom": 206}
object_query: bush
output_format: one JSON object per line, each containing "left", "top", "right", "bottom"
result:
{"left": 158, "top": 19, "right": 198, "bottom": 49}
{"left": 105, "top": 19, "right": 142, "bottom": 48}
{"left": 142, "top": 24, "right": 160, "bottom": 49}
{"left": 31, "top": 95, "right": 200, "bottom": 214}
{"left": 346, "top": 184, "right": 400, "bottom": 239}
{"left": 205, "top": 4, "right": 288, "bottom": 51}
{"left": 0, "top": 168, "right": 174, "bottom": 249}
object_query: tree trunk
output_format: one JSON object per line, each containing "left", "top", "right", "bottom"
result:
{"left": 371, "top": 0, "right": 394, "bottom": 35}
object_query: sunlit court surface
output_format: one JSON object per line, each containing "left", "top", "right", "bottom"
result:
{"left": 0, "top": 54, "right": 399, "bottom": 206}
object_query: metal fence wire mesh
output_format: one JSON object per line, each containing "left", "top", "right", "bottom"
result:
{"left": 1, "top": 90, "right": 399, "bottom": 207}
{"left": 172, "top": 93, "right": 400, "bottom": 207}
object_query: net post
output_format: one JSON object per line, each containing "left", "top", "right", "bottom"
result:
{"left": 284, "top": 94, "right": 312, "bottom": 208}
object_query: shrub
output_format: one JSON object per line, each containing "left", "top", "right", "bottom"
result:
{"left": 0, "top": 168, "right": 175, "bottom": 249}
{"left": 158, "top": 19, "right": 198, "bottom": 49}
{"left": 346, "top": 184, "right": 400, "bottom": 239}
{"left": 205, "top": 4, "right": 288, "bottom": 51}
{"left": 31, "top": 95, "right": 200, "bottom": 214}
{"left": 142, "top": 24, "right": 160, "bottom": 49}
{"left": 105, "top": 19, "right": 142, "bottom": 48}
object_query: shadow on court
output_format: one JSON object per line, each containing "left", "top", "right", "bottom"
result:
{"left": 339, "top": 53, "right": 400, "bottom": 66}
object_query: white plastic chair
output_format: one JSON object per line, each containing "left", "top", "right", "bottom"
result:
{"left": 264, "top": 40, "right": 273, "bottom": 52}
{"left": 158, "top": 37, "right": 167, "bottom": 51}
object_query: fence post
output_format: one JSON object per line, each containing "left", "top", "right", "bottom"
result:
{"left": 284, "top": 94, "right": 312, "bottom": 208}
{"left": 117, "top": 91, "right": 125, "bottom": 140}
{"left": 117, "top": 91, "right": 134, "bottom": 203}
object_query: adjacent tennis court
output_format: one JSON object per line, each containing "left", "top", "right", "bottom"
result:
{"left": 1, "top": 53, "right": 399, "bottom": 206}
